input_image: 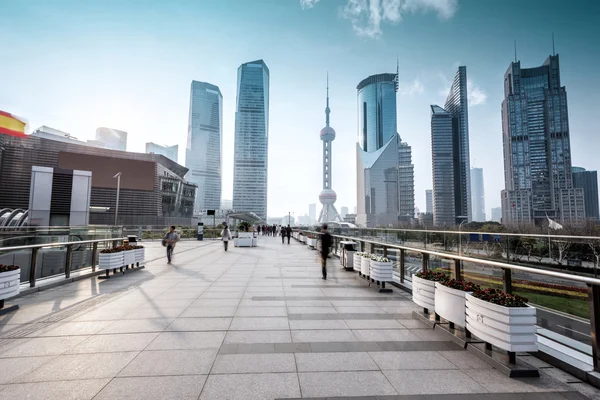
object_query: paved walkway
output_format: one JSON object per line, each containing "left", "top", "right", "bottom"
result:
{"left": 0, "top": 237, "right": 599, "bottom": 399}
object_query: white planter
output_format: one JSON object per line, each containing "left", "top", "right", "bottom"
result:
{"left": 99, "top": 252, "right": 124, "bottom": 270}
{"left": 135, "top": 248, "right": 145, "bottom": 263}
{"left": 435, "top": 282, "right": 470, "bottom": 327}
{"left": 412, "top": 274, "right": 435, "bottom": 311}
{"left": 353, "top": 254, "right": 361, "bottom": 272}
{"left": 302, "top": 236, "right": 308, "bottom": 244}
{"left": 370, "top": 261, "right": 393, "bottom": 281}
{"left": 308, "top": 238, "right": 317, "bottom": 248}
{"left": 360, "top": 257, "right": 370, "bottom": 276}
{"left": 465, "top": 293, "right": 538, "bottom": 352}
{"left": 123, "top": 250, "right": 136, "bottom": 266}
{"left": 0, "top": 269, "right": 20, "bottom": 300}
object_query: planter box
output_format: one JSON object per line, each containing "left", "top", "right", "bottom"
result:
{"left": 99, "top": 252, "right": 124, "bottom": 270}
{"left": 360, "top": 257, "right": 370, "bottom": 276}
{"left": 465, "top": 293, "right": 538, "bottom": 352}
{"left": 353, "top": 254, "right": 361, "bottom": 272}
{"left": 123, "top": 250, "right": 136, "bottom": 266}
{"left": 412, "top": 274, "right": 435, "bottom": 311}
{"left": 308, "top": 238, "right": 317, "bottom": 248}
{"left": 135, "top": 248, "right": 145, "bottom": 263}
{"left": 435, "top": 282, "right": 470, "bottom": 327}
{"left": 0, "top": 269, "right": 20, "bottom": 300}
{"left": 370, "top": 261, "right": 393, "bottom": 281}
{"left": 302, "top": 236, "right": 308, "bottom": 244}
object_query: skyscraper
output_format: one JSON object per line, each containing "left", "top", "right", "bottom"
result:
{"left": 356, "top": 67, "right": 414, "bottom": 227}
{"left": 491, "top": 207, "right": 502, "bottom": 223}
{"left": 95, "top": 127, "right": 127, "bottom": 151}
{"left": 309, "top": 203, "right": 317, "bottom": 224}
{"left": 146, "top": 142, "right": 178, "bottom": 163}
{"left": 186, "top": 81, "right": 223, "bottom": 212}
{"left": 572, "top": 167, "right": 599, "bottom": 220}
{"left": 471, "top": 167, "right": 486, "bottom": 221}
{"left": 501, "top": 54, "right": 584, "bottom": 225}
{"left": 425, "top": 189, "right": 433, "bottom": 214}
{"left": 232, "top": 60, "right": 270, "bottom": 220}
{"left": 340, "top": 207, "right": 348, "bottom": 218}
{"left": 430, "top": 66, "right": 471, "bottom": 227}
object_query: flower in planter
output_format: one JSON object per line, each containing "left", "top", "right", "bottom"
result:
{"left": 472, "top": 288, "right": 529, "bottom": 307}
{"left": 0, "top": 265, "right": 19, "bottom": 273}
{"left": 415, "top": 270, "right": 448, "bottom": 282}
{"left": 439, "top": 278, "right": 481, "bottom": 292}
{"left": 372, "top": 256, "right": 390, "bottom": 263}
{"left": 100, "top": 248, "right": 123, "bottom": 254}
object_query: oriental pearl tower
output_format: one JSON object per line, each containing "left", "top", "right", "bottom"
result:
{"left": 318, "top": 75, "right": 342, "bottom": 223}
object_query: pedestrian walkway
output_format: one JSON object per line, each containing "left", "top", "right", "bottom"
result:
{"left": 0, "top": 238, "right": 598, "bottom": 399}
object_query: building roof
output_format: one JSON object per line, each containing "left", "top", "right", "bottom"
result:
{"left": 356, "top": 73, "right": 397, "bottom": 91}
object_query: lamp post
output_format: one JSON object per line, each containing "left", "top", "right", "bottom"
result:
{"left": 458, "top": 217, "right": 468, "bottom": 255}
{"left": 113, "top": 172, "right": 122, "bottom": 226}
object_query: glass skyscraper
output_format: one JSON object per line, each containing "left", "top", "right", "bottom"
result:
{"left": 232, "top": 60, "right": 270, "bottom": 221}
{"left": 572, "top": 167, "right": 598, "bottom": 220}
{"left": 186, "top": 81, "right": 222, "bottom": 212}
{"left": 501, "top": 54, "right": 584, "bottom": 224}
{"left": 430, "top": 67, "right": 471, "bottom": 226}
{"left": 471, "top": 167, "right": 486, "bottom": 222}
{"left": 96, "top": 127, "right": 127, "bottom": 151}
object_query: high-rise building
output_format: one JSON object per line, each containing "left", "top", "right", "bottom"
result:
{"left": 232, "top": 60, "right": 269, "bottom": 221}
{"left": 186, "top": 81, "right": 223, "bottom": 213}
{"left": 221, "top": 199, "right": 233, "bottom": 210}
{"left": 95, "top": 127, "right": 127, "bottom": 151}
{"left": 572, "top": 167, "right": 599, "bottom": 220}
{"left": 146, "top": 143, "right": 178, "bottom": 163}
{"left": 501, "top": 54, "right": 584, "bottom": 225}
{"left": 491, "top": 207, "right": 502, "bottom": 223}
{"left": 430, "top": 66, "right": 471, "bottom": 227}
{"left": 340, "top": 207, "right": 348, "bottom": 218}
{"left": 318, "top": 77, "right": 341, "bottom": 223}
{"left": 471, "top": 167, "right": 486, "bottom": 221}
{"left": 356, "top": 67, "right": 414, "bottom": 227}
{"left": 309, "top": 203, "right": 317, "bottom": 224}
{"left": 425, "top": 189, "right": 433, "bottom": 214}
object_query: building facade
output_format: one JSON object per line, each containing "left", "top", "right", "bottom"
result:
{"left": 501, "top": 54, "right": 584, "bottom": 225}
{"left": 572, "top": 167, "right": 599, "bottom": 220}
{"left": 430, "top": 66, "right": 471, "bottom": 227}
{"left": 186, "top": 81, "right": 223, "bottom": 212}
{"left": 471, "top": 167, "right": 486, "bottom": 221}
{"left": 491, "top": 206, "right": 502, "bottom": 223}
{"left": 425, "top": 189, "right": 433, "bottom": 214}
{"left": 95, "top": 127, "right": 127, "bottom": 151}
{"left": 398, "top": 141, "right": 415, "bottom": 222}
{"left": 340, "top": 207, "right": 348, "bottom": 218}
{"left": 309, "top": 203, "right": 317, "bottom": 224}
{"left": 146, "top": 142, "right": 178, "bottom": 163}
{"left": 232, "top": 60, "right": 270, "bottom": 221}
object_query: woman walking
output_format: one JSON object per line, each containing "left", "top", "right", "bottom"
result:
{"left": 221, "top": 224, "right": 232, "bottom": 251}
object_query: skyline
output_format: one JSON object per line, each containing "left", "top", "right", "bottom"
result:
{"left": 1, "top": 0, "right": 599, "bottom": 220}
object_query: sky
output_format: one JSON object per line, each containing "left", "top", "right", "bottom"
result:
{"left": 1, "top": 0, "right": 599, "bottom": 221}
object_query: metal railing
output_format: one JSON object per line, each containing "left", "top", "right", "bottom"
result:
{"left": 0, "top": 237, "right": 127, "bottom": 288}
{"left": 304, "top": 229, "right": 600, "bottom": 373}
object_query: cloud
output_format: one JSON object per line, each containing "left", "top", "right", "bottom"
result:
{"left": 467, "top": 79, "right": 487, "bottom": 106}
{"left": 336, "top": 0, "right": 458, "bottom": 38}
{"left": 300, "top": 0, "right": 320, "bottom": 9}
{"left": 398, "top": 78, "right": 424, "bottom": 95}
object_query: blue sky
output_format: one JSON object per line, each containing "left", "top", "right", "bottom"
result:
{"left": 1, "top": 0, "right": 599, "bottom": 220}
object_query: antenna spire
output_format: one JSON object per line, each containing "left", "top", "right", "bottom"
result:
{"left": 325, "top": 72, "right": 330, "bottom": 127}
{"left": 514, "top": 40, "right": 517, "bottom": 63}
{"left": 394, "top": 54, "right": 399, "bottom": 92}
{"left": 552, "top": 32, "right": 555, "bottom": 56}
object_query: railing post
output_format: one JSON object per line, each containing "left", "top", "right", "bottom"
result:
{"left": 502, "top": 268, "right": 512, "bottom": 294}
{"left": 587, "top": 284, "right": 600, "bottom": 372}
{"left": 65, "top": 244, "right": 73, "bottom": 279}
{"left": 453, "top": 259, "right": 462, "bottom": 280}
{"left": 383, "top": 246, "right": 388, "bottom": 258}
{"left": 29, "top": 247, "right": 39, "bottom": 287}
{"left": 422, "top": 253, "right": 429, "bottom": 272}
{"left": 91, "top": 242, "right": 99, "bottom": 272}
{"left": 399, "top": 249, "right": 405, "bottom": 283}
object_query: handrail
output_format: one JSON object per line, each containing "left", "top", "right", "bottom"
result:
{"left": 304, "top": 230, "right": 600, "bottom": 286}
{"left": 0, "top": 237, "right": 128, "bottom": 252}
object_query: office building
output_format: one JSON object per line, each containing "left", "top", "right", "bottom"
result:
{"left": 221, "top": 199, "right": 233, "bottom": 210}
{"left": 418, "top": 212, "right": 434, "bottom": 228}
{"left": 471, "top": 167, "right": 486, "bottom": 221}
{"left": 186, "top": 81, "right": 223, "bottom": 212}
{"left": 430, "top": 66, "right": 471, "bottom": 227}
{"left": 95, "top": 127, "right": 127, "bottom": 151}
{"left": 491, "top": 207, "right": 502, "bottom": 223}
{"left": 309, "top": 203, "right": 317, "bottom": 224}
{"left": 32, "top": 126, "right": 87, "bottom": 145}
{"left": 146, "top": 142, "right": 178, "bottom": 163}
{"left": 356, "top": 68, "right": 414, "bottom": 227}
{"left": 425, "top": 189, "right": 433, "bottom": 214}
{"left": 340, "top": 207, "right": 348, "bottom": 218}
{"left": 572, "top": 167, "right": 599, "bottom": 220}
{"left": 501, "top": 54, "right": 584, "bottom": 225}
{"left": 232, "top": 60, "right": 270, "bottom": 221}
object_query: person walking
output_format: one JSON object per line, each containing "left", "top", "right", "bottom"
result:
{"left": 163, "top": 226, "right": 180, "bottom": 264}
{"left": 281, "top": 224, "right": 285, "bottom": 244}
{"left": 319, "top": 224, "right": 332, "bottom": 280}
{"left": 220, "top": 224, "right": 232, "bottom": 251}
{"left": 286, "top": 224, "right": 291, "bottom": 244}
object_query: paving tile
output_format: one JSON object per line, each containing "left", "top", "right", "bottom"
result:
{"left": 17, "top": 351, "right": 139, "bottom": 382}
{"left": 200, "top": 373, "right": 300, "bottom": 400}
{"left": 464, "top": 369, "right": 571, "bottom": 393}
{"left": 344, "top": 319, "right": 405, "bottom": 330}
{"left": 179, "top": 306, "right": 237, "bottom": 318}
{"left": 292, "top": 329, "right": 358, "bottom": 343}
{"left": 0, "top": 336, "right": 87, "bottom": 358}
{"left": 298, "top": 371, "right": 397, "bottom": 397}
{"left": 124, "top": 307, "right": 185, "bottom": 319}
{"left": 0, "top": 356, "right": 54, "bottom": 384}
{"left": 352, "top": 329, "right": 421, "bottom": 342}
{"left": 295, "top": 352, "right": 379, "bottom": 372}
{"left": 119, "top": 349, "right": 217, "bottom": 376}
{"left": 0, "top": 378, "right": 110, "bottom": 400}
{"left": 166, "top": 318, "right": 232, "bottom": 331}
{"left": 397, "top": 319, "right": 431, "bottom": 329}
{"left": 239, "top": 299, "right": 286, "bottom": 307}
{"left": 273, "top": 342, "right": 312, "bottom": 353}
{"left": 438, "top": 350, "right": 495, "bottom": 369}
{"left": 29, "top": 321, "right": 112, "bottom": 337}
{"left": 334, "top": 306, "right": 388, "bottom": 314}
{"left": 99, "top": 318, "right": 173, "bottom": 334}
{"left": 211, "top": 353, "right": 296, "bottom": 373}
{"left": 189, "top": 299, "right": 240, "bottom": 307}
{"left": 95, "top": 375, "right": 207, "bottom": 400}
{"left": 147, "top": 331, "right": 225, "bottom": 350}
{"left": 229, "top": 317, "right": 289, "bottom": 330}
{"left": 369, "top": 351, "right": 458, "bottom": 370}
{"left": 224, "top": 330, "right": 292, "bottom": 344}
{"left": 66, "top": 333, "right": 159, "bottom": 354}
{"left": 234, "top": 306, "right": 287, "bottom": 317}
{"left": 288, "top": 320, "right": 348, "bottom": 330}
{"left": 287, "top": 306, "right": 338, "bottom": 314}
{"left": 383, "top": 369, "right": 487, "bottom": 395}
{"left": 411, "top": 328, "right": 454, "bottom": 341}
{"left": 285, "top": 300, "right": 332, "bottom": 307}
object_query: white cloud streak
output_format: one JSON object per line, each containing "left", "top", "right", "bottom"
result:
{"left": 300, "top": 0, "right": 321, "bottom": 10}
{"left": 398, "top": 78, "right": 424, "bottom": 96}
{"left": 467, "top": 79, "right": 487, "bottom": 106}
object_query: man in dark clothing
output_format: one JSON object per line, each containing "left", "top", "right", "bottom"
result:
{"left": 281, "top": 225, "right": 285, "bottom": 244}
{"left": 286, "top": 225, "right": 291, "bottom": 244}
{"left": 320, "top": 224, "right": 332, "bottom": 280}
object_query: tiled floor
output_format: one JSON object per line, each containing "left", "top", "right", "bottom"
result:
{"left": 0, "top": 238, "right": 598, "bottom": 399}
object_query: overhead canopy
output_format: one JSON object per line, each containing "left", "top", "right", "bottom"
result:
{"left": 227, "top": 212, "right": 262, "bottom": 225}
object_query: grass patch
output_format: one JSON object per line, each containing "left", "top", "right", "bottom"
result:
{"left": 514, "top": 290, "right": 590, "bottom": 319}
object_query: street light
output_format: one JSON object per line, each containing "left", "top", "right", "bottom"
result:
{"left": 457, "top": 217, "right": 468, "bottom": 255}
{"left": 113, "top": 172, "right": 122, "bottom": 226}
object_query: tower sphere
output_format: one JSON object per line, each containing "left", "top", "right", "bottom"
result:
{"left": 320, "top": 126, "right": 336, "bottom": 141}
{"left": 319, "top": 189, "right": 337, "bottom": 205}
